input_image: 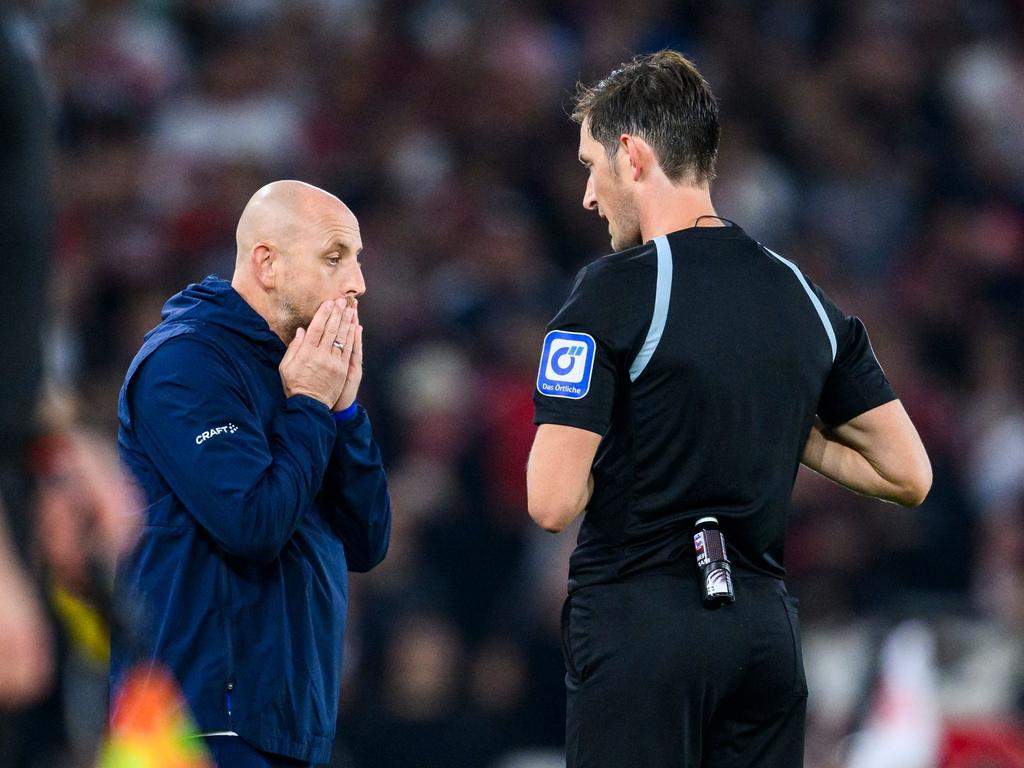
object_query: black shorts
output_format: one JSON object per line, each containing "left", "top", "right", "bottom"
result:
{"left": 562, "top": 572, "right": 807, "bottom": 768}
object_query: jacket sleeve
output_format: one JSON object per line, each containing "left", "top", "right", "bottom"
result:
{"left": 321, "top": 406, "right": 392, "bottom": 572}
{"left": 127, "top": 335, "right": 337, "bottom": 563}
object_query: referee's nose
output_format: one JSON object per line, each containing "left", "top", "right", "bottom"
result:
{"left": 583, "top": 175, "right": 598, "bottom": 212}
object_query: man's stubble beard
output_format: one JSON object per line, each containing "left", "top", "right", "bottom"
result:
{"left": 278, "top": 296, "right": 312, "bottom": 344}
{"left": 605, "top": 167, "right": 642, "bottom": 251}
{"left": 610, "top": 192, "right": 642, "bottom": 252}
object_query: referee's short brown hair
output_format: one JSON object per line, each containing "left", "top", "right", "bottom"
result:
{"left": 572, "top": 51, "right": 720, "bottom": 185}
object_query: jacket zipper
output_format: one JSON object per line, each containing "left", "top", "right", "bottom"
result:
{"left": 225, "top": 679, "right": 234, "bottom": 718}
{"left": 220, "top": 564, "right": 236, "bottom": 723}
{"left": 224, "top": 610, "right": 235, "bottom": 721}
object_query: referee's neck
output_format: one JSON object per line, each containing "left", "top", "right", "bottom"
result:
{"left": 638, "top": 182, "right": 720, "bottom": 242}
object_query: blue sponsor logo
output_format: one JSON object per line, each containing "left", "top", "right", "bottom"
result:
{"left": 537, "top": 330, "right": 596, "bottom": 399}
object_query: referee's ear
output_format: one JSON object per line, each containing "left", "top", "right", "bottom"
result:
{"left": 619, "top": 133, "right": 652, "bottom": 183}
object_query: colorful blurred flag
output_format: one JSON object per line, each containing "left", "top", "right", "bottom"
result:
{"left": 99, "top": 665, "right": 213, "bottom": 768}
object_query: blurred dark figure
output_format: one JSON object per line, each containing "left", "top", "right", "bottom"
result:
{"left": 0, "top": 7, "right": 56, "bottom": 766}
{"left": 0, "top": 11, "right": 50, "bottom": 548}
{"left": 342, "top": 612, "right": 465, "bottom": 768}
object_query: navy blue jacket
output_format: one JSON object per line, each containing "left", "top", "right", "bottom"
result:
{"left": 112, "top": 276, "right": 391, "bottom": 764}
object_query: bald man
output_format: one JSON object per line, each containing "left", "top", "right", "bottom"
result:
{"left": 113, "top": 181, "right": 392, "bottom": 768}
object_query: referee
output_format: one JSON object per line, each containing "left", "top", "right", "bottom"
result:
{"left": 527, "top": 51, "right": 932, "bottom": 768}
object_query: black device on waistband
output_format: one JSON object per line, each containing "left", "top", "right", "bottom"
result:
{"left": 693, "top": 516, "right": 736, "bottom": 608}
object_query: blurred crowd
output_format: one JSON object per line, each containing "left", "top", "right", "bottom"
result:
{"left": 2, "top": 0, "right": 1023, "bottom": 766}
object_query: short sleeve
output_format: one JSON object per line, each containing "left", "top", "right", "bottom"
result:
{"left": 533, "top": 266, "right": 619, "bottom": 436}
{"left": 813, "top": 287, "right": 897, "bottom": 427}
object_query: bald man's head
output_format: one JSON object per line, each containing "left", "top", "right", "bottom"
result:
{"left": 235, "top": 180, "right": 354, "bottom": 262}
{"left": 231, "top": 180, "right": 365, "bottom": 343}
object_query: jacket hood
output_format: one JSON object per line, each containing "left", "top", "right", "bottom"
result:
{"left": 155, "top": 275, "right": 286, "bottom": 355}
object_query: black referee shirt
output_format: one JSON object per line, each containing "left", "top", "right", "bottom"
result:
{"left": 533, "top": 224, "right": 896, "bottom": 591}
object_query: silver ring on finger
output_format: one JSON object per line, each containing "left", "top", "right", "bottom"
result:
{"left": 332, "top": 340, "right": 345, "bottom": 351}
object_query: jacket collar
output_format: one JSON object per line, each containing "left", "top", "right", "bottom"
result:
{"left": 154, "top": 275, "right": 287, "bottom": 358}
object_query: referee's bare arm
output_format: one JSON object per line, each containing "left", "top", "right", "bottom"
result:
{"left": 801, "top": 400, "right": 932, "bottom": 506}
{"left": 527, "top": 424, "right": 601, "bottom": 532}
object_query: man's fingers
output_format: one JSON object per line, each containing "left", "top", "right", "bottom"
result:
{"left": 281, "top": 327, "right": 304, "bottom": 367}
{"left": 336, "top": 311, "right": 357, "bottom": 365}
{"left": 304, "top": 301, "right": 334, "bottom": 347}
{"left": 329, "top": 303, "right": 355, "bottom": 353}
{"left": 350, "top": 308, "right": 361, "bottom": 360}
{"left": 345, "top": 326, "right": 363, "bottom": 380}
{"left": 321, "top": 302, "right": 347, "bottom": 350}
{"left": 351, "top": 325, "right": 363, "bottom": 366}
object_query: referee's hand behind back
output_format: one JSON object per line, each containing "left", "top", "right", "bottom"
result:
{"left": 280, "top": 299, "right": 358, "bottom": 409}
